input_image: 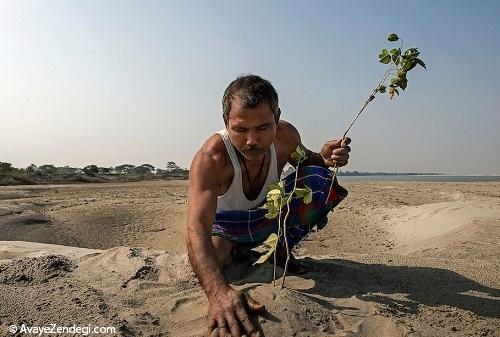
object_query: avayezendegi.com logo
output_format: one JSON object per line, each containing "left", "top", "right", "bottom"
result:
{"left": 7, "top": 323, "right": 116, "bottom": 335}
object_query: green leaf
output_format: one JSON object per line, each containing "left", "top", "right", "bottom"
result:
{"left": 268, "top": 188, "right": 282, "bottom": 196}
{"left": 416, "top": 58, "right": 427, "bottom": 69}
{"left": 397, "top": 68, "right": 407, "bottom": 78}
{"left": 262, "top": 233, "right": 279, "bottom": 249}
{"left": 387, "top": 33, "right": 399, "bottom": 42}
{"left": 263, "top": 201, "right": 278, "bottom": 214}
{"left": 265, "top": 211, "right": 278, "bottom": 219}
{"left": 379, "top": 48, "right": 391, "bottom": 63}
{"left": 379, "top": 54, "right": 391, "bottom": 64}
{"left": 390, "top": 48, "right": 401, "bottom": 57}
{"left": 402, "top": 59, "right": 418, "bottom": 72}
{"left": 273, "top": 198, "right": 282, "bottom": 210}
{"left": 267, "top": 182, "right": 283, "bottom": 192}
{"left": 390, "top": 77, "right": 401, "bottom": 86}
{"left": 303, "top": 186, "right": 313, "bottom": 204}
{"left": 400, "top": 78, "right": 408, "bottom": 90}
{"left": 294, "top": 188, "right": 308, "bottom": 198}
{"left": 390, "top": 48, "right": 401, "bottom": 63}
{"left": 253, "top": 233, "right": 278, "bottom": 265}
{"left": 379, "top": 48, "right": 389, "bottom": 56}
{"left": 407, "top": 60, "right": 418, "bottom": 72}
{"left": 295, "top": 145, "right": 306, "bottom": 160}
{"left": 404, "top": 48, "right": 420, "bottom": 59}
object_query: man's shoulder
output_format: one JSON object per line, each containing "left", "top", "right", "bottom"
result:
{"left": 191, "top": 132, "right": 228, "bottom": 171}
{"left": 202, "top": 132, "right": 227, "bottom": 154}
{"left": 276, "top": 120, "right": 301, "bottom": 149}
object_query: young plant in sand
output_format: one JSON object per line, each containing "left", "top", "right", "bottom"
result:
{"left": 254, "top": 145, "right": 311, "bottom": 288}
{"left": 257, "top": 33, "right": 426, "bottom": 288}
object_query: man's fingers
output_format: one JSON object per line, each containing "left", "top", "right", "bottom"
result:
{"left": 325, "top": 158, "right": 348, "bottom": 167}
{"left": 216, "top": 318, "right": 228, "bottom": 337}
{"left": 236, "top": 306, "right": 259, "bottom": 337}
{"left": 207, "top": 327, "right": 219, "bottom": 337}
{"left": 324, "top": 138, "right": 352, "bottom": 150}
{"left": 323, "top": 139, "right": 342, "bottom": 149}
{"left": 205, "top": 319, "right": 218, "bottom": 337}
{"left": 332, "top": 147, "right": 351, "bottom": 156}
{"left": 245, "top": 293, "right": 265, "bottom": 312}
{"left": 330, "top": 152, "right": 349, "bottom": 161}
{"left": 341, "top": 137, "right": 351, "bottom": 147}
{"left": 224, "top": 313, "right": 242, "bottom": 337}
{"left": 334, "top": 160, "right": 348, "bottom": 167}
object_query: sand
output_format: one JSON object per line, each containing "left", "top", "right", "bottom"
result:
{"left": 0, "top": 180, "right": 499, "bottom": 336}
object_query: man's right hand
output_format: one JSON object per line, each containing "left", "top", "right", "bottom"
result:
{"left": 206, "top": 285, "right": 265, "bottom": 337}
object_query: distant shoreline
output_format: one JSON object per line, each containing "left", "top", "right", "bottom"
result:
{"left": 339, "top": 175, "right": 500, "bottom": 182}
{"left": 338, "top": 172, "right": 443, "bottom": 176}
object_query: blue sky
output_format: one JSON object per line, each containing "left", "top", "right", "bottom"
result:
{"left": 1, "top": 0, "right": 499, "bottom": 174}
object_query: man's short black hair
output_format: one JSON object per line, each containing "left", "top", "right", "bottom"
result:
{"left": 222, "top": 74, "right": 280, "bottom": 125}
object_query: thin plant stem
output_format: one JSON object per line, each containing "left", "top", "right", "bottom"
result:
{"left": 273, "top": 197, "right": 283, "bottom": 287}
{"left": 281, "top": 160, "right": 301, "bottom": 288}
{"left": 325, "top": 63, "right": 395, "bottom": 204}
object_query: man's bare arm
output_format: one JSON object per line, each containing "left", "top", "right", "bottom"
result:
{"left": 186, "top": 148, "right": 227, "bottom": 298}
{"left": 186, "top": 145, "right": 263, "bottom": 337}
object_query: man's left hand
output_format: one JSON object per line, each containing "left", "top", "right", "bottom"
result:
{"left": 320, "top": 137, "right": 351, "bottom": 167}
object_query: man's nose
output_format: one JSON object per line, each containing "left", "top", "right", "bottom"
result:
{"left": 246, "top": 130, "right": 260, "bottom": 146}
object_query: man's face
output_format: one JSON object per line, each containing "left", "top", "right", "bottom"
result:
{"left": 226, "top": 98, "right": 277, "bottom": 161}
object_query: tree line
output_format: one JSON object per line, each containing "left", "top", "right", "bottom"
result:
{"left": 0, "top": 161, "right": 188, "bottom": 185}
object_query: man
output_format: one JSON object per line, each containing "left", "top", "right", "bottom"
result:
{"left": 186, "top": 75, "right": 351, "bottom": 337}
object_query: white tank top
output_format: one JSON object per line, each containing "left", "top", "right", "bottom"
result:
{"left": 216, "top": 129, "right": 279, "bottom": 211}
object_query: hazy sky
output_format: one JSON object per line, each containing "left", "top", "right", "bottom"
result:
{"left": 1, "top": 0, "right": 499, "bottom": 174}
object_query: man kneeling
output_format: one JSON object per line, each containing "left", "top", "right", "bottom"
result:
{"left": 186, "top": 75, "right": 351, "bottom": 337}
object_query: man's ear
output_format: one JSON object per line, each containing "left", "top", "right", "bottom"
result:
{"left": 275, "top": 108, "right": 281, "bottom": 123}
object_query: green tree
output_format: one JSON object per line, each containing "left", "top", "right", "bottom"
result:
{"left": 26, "top": 164, "right": 39, "bottom": 174}
{"left": 39, "top": 164, "right": 57, "bottom": 175}
{"left": 83, "top": 165, "right": 99, "bottom": 176}
{"left": 0, "top": 162, "right": 14, "bottom": 174}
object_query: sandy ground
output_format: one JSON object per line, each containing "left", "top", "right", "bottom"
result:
{"left": 0, "top": 180, "right": 499, "bottom": 336}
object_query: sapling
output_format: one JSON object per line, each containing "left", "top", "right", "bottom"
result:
{"left": 326, "top": 33, "right": 426, "bottom": 199}
{"left": 255, "top": 145, "right": 311, "bottom": 287}
{"left": 257, "top": 33, "right": 426, "bottom": 288}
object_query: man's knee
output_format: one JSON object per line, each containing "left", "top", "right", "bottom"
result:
{"left": 211, "top": 236, "right": 234, "bottom": 267}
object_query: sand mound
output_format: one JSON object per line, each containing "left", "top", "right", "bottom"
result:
{"left": 384, "top": 197, "right": 500, "bottom": 255}
{"left": 0, "top": 241, "right": 102, "bottom": 261}
{"left": 0, "top": 254, "right": 74, "bottom": 285}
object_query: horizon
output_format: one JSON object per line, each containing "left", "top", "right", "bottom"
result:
{"left": 1, "top": 1, "right": 500, "bottom": 175}
{"left": 6, "top": 161, "right": 500, "bottom": 177}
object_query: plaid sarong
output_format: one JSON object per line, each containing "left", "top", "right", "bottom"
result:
{"left": 212, "top": 165, "right": 348, "bottom": 248}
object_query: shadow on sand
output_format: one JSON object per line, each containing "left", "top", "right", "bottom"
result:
{"left": 298, "top": 258, "right": 500, "bottom": 318}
